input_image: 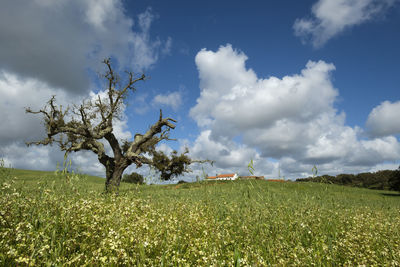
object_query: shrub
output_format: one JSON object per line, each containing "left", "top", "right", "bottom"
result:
{"left": 122, "top": 172, "right": 144, "bottom": 184}
{"left": 389, "top": 167, "right": 400, "bottom": 192}
{"left": 296, "top": 169, "right": 400, "bottom": 192}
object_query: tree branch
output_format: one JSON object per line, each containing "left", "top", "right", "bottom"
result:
{"left": 190, "top": 159, "right": 214, "bottom": 166}
{"left": 104, "top": 132, "right": 122, "bottom": 159}
{"left": 126, "top": 109, "right": 177, "bottom": 159}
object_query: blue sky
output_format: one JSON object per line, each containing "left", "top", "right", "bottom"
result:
{"left": 127, "top": 0, "right": 400, "bottom": 129}
{"left": 1, "top": 0, "right": 399, "bottom": 180}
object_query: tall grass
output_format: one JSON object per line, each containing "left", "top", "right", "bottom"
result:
{"left": 1, "top": 168, "right": 400, "bottom": 265}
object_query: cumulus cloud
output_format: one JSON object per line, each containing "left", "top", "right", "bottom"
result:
{"left": 0, "top": 1, "right": 172, "bottom": 177}
{"left": 187, "top": 130, "right": 276, "bottom": 177}
{"left": 366, "top": 101, "right": 400, "bottom": 137}
{"left": 152, "top": 91, "right": 183, "bottom": 111}
{"left": 191, "top": 45, "right": 337, "bottom": 133}
{"left": 0, "top": 73, "right": 132, "bottom": 176}
{"left": 191, "top": 130, "right": 258, "bottom": 169}
{"left": 0, "top": 71, "right": 78, "bottom": 146}
{"left": 191, "top": 45, "right": 339, "bottom": 149}
{"left": 156, "top": 143, "right": 174, "bottom": 155}
{"left": 294, "top": 0, "right": 398, "bottom": 47}
{"left": 1, "top": 143, "right": 62, "bottom": 171}
{"left": 0, "top": 1, "right": 169, "bottom": 93}
{"left": 189, "top": 44, "right": 400, "bottom": 178}
{"left": 0, "top": 70, "right": 89, "bottom": 173}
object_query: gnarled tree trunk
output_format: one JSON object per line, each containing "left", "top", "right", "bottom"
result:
{"left": 103, "top": 158, "right": 129, "bottom": 193}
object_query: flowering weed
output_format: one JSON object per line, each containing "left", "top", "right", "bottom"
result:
{"left": 1, "top": 169, "right": 399, "bottom": 265}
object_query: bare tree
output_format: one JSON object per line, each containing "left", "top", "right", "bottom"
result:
{"left": 26, "top": 59, "right": 207, "bottom": 192}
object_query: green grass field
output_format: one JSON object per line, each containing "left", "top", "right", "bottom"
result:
{"left": 1, "top": 168, "right": 399, "bottom": 266}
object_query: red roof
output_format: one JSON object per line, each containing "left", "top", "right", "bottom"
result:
{"left": 207, "top": 173, "right": 236, "bottom": 179}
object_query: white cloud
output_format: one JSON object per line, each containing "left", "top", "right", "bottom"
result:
{"left": 368, "top": 162, "right": 400, "bottom": 173}
{"left": 184, "top": 130, "right": 276, "bottom": 179}
{"left": 358, "top": 136, "right": 400, "bottom": 164}
{"left": 0, "top": 1, "right": 172, "bottom": 177}
{"left": 0, "top": 143, "right": 103, "bottom": 177}
{"left": 1, "top": 143, "right": 51, "bottom": 171}
{"left": 0, "top": 71, "right": 77, "bottom": 146}
{"left": 69, "top": 150, "right": 105, "bottom": 177}
{"left": 0, "top": 73, "right": 132, "bottom": 177}
{"left": 366, "top": 100, "right": 400, "bottom": 137}
{"left": 0, "top": 1, "right": 169, "bottom": 93}
{"left": 152, "top": 91, "right": 183, "bottom": 111}
{"left": 156, "top": 143, "right": 174, "bottom": 155}
{"left": 191, "top": 45, "right": 338, "bottom": 133}
{"left": 191, "top": 45, "right": 339, "bottom": 146}
{"left": 191, "top": 130, "right": 257, "bottom": 170}
{"left": 294, "top": 0, "right": 398, "bottom": 47}
{"left": 84, "top": 0, "right": 124, "bottom": 31}
{"left": 0, "top": 71, "right": 81, "bottom": 172}
{"left": 188, "top": 44, "right": 400, "bottom": 179}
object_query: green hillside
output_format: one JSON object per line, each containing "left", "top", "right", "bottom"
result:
{"left": 3, "top": 168, "right": 104, "bottom": 184}
{"left": 1, "top": 168, "right": 400, "bottom": 265}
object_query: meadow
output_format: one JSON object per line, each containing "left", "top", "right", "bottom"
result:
{"left": 1, "top": 167, "right": 400, "bottom": 266}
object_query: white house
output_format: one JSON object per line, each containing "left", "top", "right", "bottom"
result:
{"left": 206, "top": 173, "right": 238, "bottom": 181}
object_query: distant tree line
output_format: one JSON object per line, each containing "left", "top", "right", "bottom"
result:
{"left": 296, "top": 167, "right": 400, "bottom": 192}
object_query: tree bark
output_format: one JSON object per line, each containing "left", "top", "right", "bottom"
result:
{"left": 104, "top": 159, "right": 127, "bottom": 193}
